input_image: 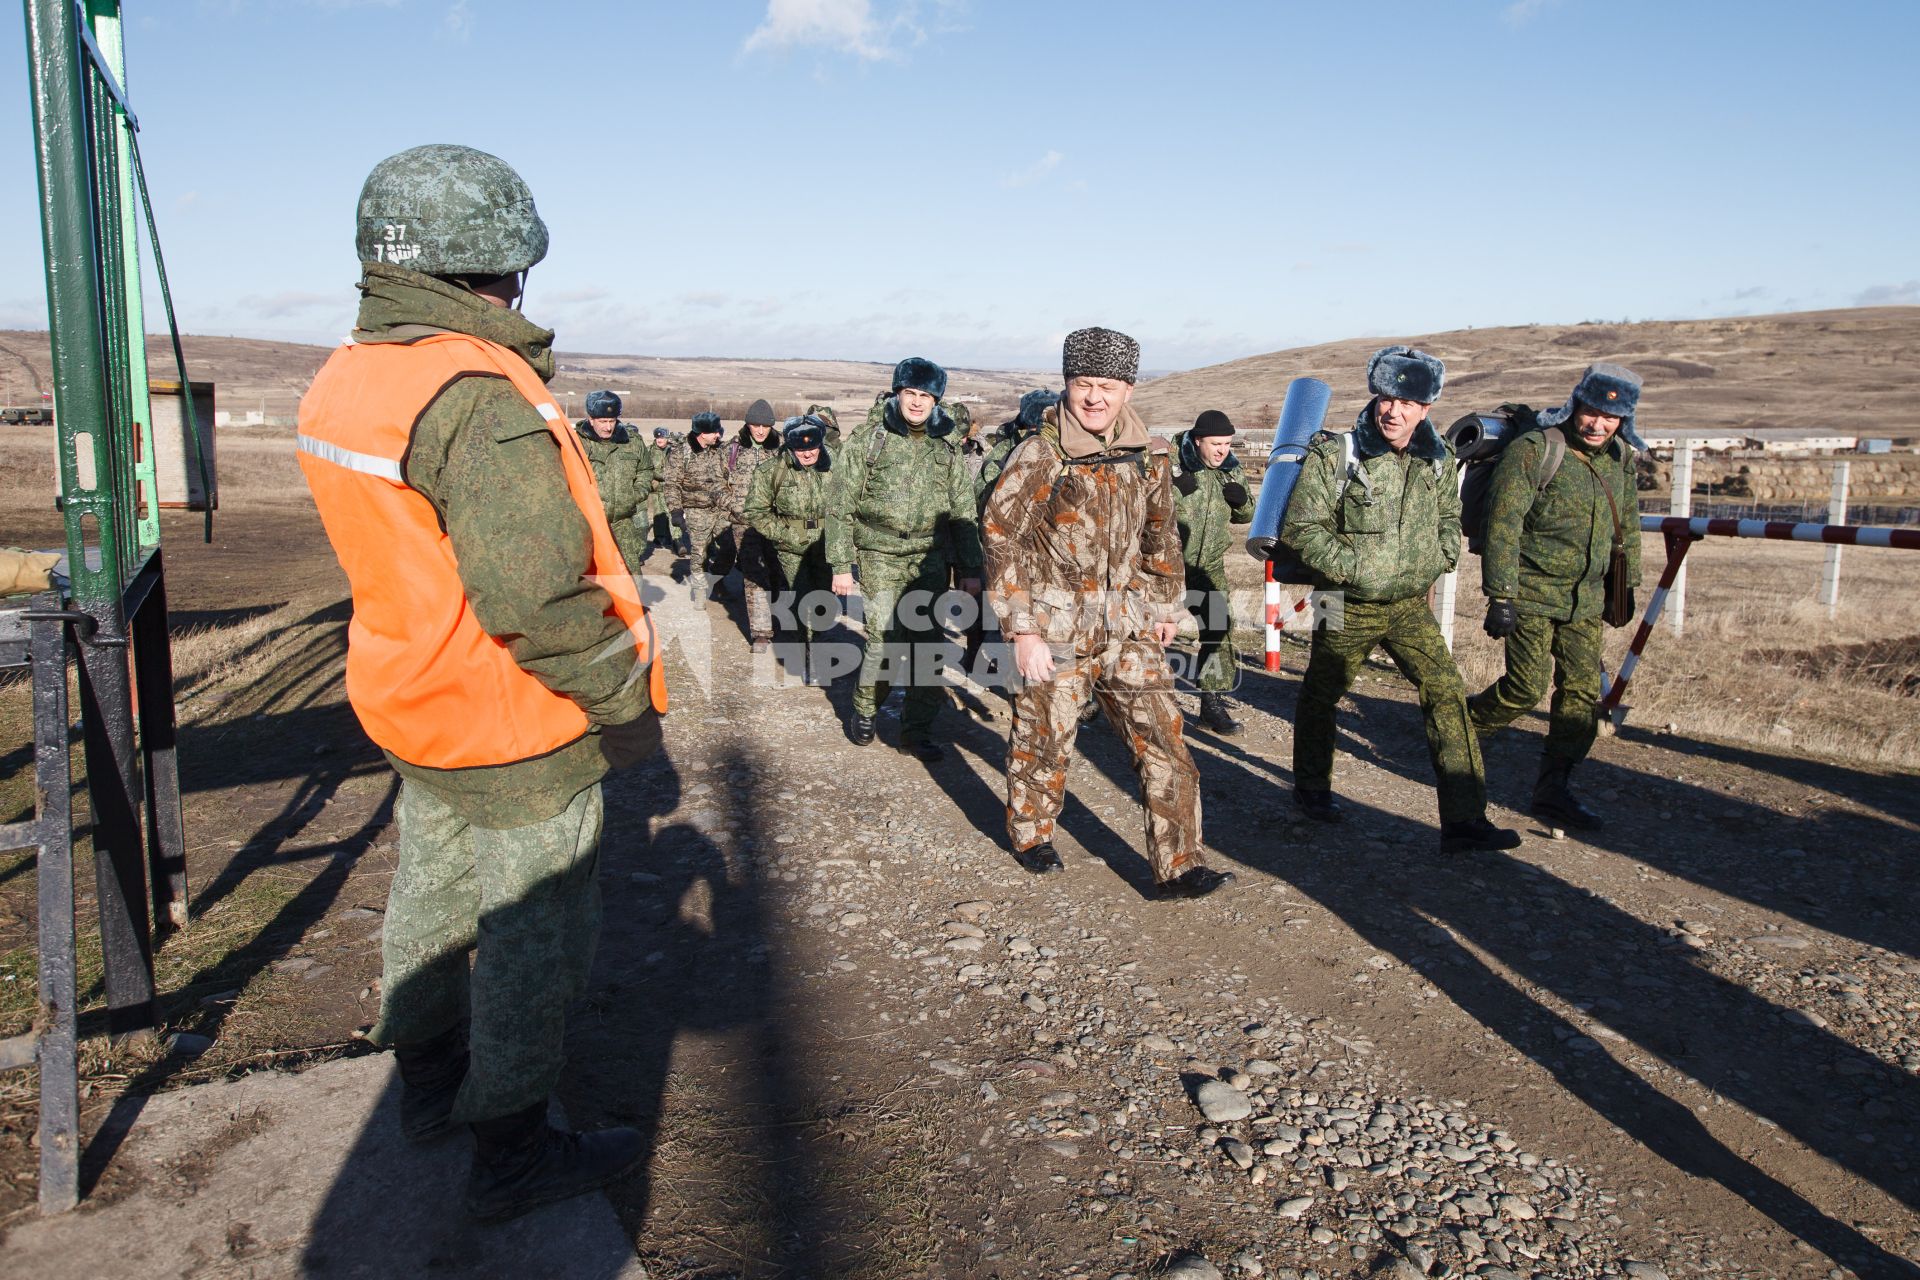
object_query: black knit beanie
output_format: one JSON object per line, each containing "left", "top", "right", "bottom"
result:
{"left": 1191, "top": 410, "right": 1235, "bottom": 439}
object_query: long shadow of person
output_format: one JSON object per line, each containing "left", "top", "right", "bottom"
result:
{"left": 1183, "top": 736, "right": 1920, "bottom": 1279}
{"left": 1476, "top": 720, "right": 1920, "bottom": 958}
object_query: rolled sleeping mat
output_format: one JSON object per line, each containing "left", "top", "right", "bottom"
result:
{"left": 1445, "top": 410, "right": 1517, "bottom": 463}
{"left": 1245, "top": 376, "right": 1333, "bottom": 560}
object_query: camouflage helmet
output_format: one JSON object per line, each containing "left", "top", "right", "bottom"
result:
{"left": 355, "top": 144, "right": 550, "bottom": 276}
{"left": 584, "top": 390, "right": 621, "bottom": 420}
{"left": 947, "top": 401, "right": 972, "bottom": 429}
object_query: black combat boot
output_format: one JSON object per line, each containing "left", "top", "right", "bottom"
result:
{"left": 847, "top": 713, "right": 875, "bottom": 745}
{"left": 1439, "top": 815, "right": 1524, "bottom": 855}
{"left": 898, "top": 735, "right": 944, "bottom": 764}
{"left": 465, "top": 1100, "right": 644, "bottom": 1224}
{"left": 1011, "top": 842, "right": 1064, "bottom": 875}
{"left": 1530, "top": 759, "right": 1603, "bottom": 831}
{"left": 1155, "top": 865, "right": 1236, "bottom": 900}
{"left": 393, "top": 1022, "right": 468, "bottom": 1143}
{"left": 1196, "top": 693, "right": 1242, "bottom": 736}
{"left": 1293, "top": 788, "right": 1344, "bottom": 822}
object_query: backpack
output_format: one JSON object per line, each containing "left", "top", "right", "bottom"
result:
{"left": 1448, "top": 405, "right": 1566, "bottom": 556}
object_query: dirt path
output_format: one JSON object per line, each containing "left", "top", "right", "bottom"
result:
{"left": 2, "top": 509, "right": 1916, "bottom": 1279}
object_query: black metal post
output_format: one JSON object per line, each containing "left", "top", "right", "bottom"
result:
{"left": 31, "top": 610, "right": 80, "bottom": 1213}
{"left": 131, "top": 551, "right": 187, "bottom": 934}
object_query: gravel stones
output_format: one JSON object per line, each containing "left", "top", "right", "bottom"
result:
{"left": 1195, "top": 1079, "right": 1255, "bottom": 1122}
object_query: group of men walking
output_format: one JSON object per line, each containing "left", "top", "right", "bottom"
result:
{"left": 298, "top": 143, "right": 1646, "bottom": 1223}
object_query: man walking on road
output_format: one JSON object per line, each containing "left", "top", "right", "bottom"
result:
{"left": 664, "top": 411, "right": 729, "bottom": 597}
{"left": 1171, "top": 409, "right": 1257, "bottom": 736}
{"left": 984, "top": 327, "right": 1233, "bottom": 899}
{"left": 575, "top": 389, "right": 652, "bottom": 576}
{"left": 1470, "top": 363, "right": 1644, "bottom": 830}
{"left": 827, "top": 357, "right": 982, "bottom": 761}
{"left": 1281, "top": 345, "right": 1519, "bottom": 855}
{"left": 724, "top": 399, "right": 784, "bottom": 650}
{"left": 298, "top": 144, "right": 667, "bottom": 1222}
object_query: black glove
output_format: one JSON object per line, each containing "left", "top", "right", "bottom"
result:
{"left": 598, "top": 707, "right": 662, "bottom": 771}
{"left": 1172, "top": 469, "right": 1199, "bottom": 496}
{"left": 1221, "top": 481, "right": 1249, "bottom": 509}
{"left": 651, "top": 512, "right": 674, "bottom": 546}
{"left": 1499, "top": 402, "right": 1538, "bottom": 430}
{"left": 1483, "top": 599, "right": 1520, "bottom": 639}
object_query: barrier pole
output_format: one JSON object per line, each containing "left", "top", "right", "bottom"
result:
{"left": 1820, "top": 459, "right": 1849, "bottom": 619}
{"left": 1263, "top": 560, "right": 1281, "bottom": 672}
{"left": 1668, "top": 440, "right": 1694, "bottom": 636}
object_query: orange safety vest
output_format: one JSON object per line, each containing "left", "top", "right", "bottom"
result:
{"left": 297, "top": 331, "right": 667, "bottom": 770}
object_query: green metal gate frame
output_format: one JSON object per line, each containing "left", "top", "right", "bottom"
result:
{"left": 3, "top": 0, "right": 203, "bottom": 1213}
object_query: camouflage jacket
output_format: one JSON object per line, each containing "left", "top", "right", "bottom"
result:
{"left": 346, "top": 263, "right": 643, "bottom": 825}
{"left": 662, "top": 434, "right": 729, "bottom": 513}
{"left": 575, "top": 423, "right": 651, "bottom": 571}
{"left": 1281, "top": 405, "right": 1461, "bottom": 604}
{"left": 1171, "top": 429, "right": 1257, "bottom": 568}
{"left": 826, "top": 400, "right": 982, "bottom": 570}
{"left": 983, "top": 407, "right": 1185, "bottom": 648}
{"left": 744, "top": 447, "right": 834, "bottom": 556}
{"left": 724, "top": 427, "right": 784, "bottom": 525}
{"left": 1482, "top": 429, "right": 1642, "bottom": 621}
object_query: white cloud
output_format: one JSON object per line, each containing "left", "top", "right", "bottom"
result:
{"left": 744, "top": 0, "right": 894, "bottom": 61}
{"left": 1001, "top": 149, "right": 1062, "bottom": 189}
{"left": 1854, "top": 280, "right": 1920, "bottom": 307}
{"left": 1502, "top": 0, "right": 1559, "bottom": 25}
{"left": 441, "top": 0, "right": 472, "bottom": 42}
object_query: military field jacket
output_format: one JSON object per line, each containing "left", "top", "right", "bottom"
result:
{"left": 825, "top": 401, "right": 981, "bottom": 571}
{"left": 576, "top": 424, "right": 650, "bottom": 572}
{"left": 1281, "top": 406, "right": 1461, "bottom": 604}
{"left": 745, "top": 449, "right": 834, "bottom": 556}
{"left": 724, "top": 428, "right": 783, "bottom": 525}
{"left": 1171, "top": 429, "right": 1257, "bottom": 569}
{"left": 1481, "top": 430, "right": 1642, "bottom": 622}
{"left": 983, "top": 413, "right": 1186, "bottom": 650}
{"left": 663, "top": 436, "right": 729, "bottom": 513}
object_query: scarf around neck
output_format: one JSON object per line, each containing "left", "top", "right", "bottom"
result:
{"left": 1052, "top": 397, "right": 1150, "bottom": 459}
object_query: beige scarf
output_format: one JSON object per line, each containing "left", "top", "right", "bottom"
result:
{"left": 1050, "top": 397, "right": 1150, "bottom": 459}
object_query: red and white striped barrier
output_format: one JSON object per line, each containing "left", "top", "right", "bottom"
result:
{"left": 1264, "top": 560, "right": 1282, "bottom": 671}
{"left": 1598, "top": 515, "right": 1920, "bottom": 725}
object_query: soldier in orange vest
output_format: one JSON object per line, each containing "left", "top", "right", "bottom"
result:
{"left": 298, "top": 144, "right": 667, "bottom": 1222}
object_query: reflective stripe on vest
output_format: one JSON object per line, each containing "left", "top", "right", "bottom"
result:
{"left": 297, "top": 331, "right": 667, "bottom": 770}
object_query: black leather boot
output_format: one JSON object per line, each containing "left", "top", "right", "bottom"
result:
{"left": 847, "top": 713, "right": 875, "bottom": 745}
{"left": 465, "top": 1100, "right": 644, "bottom": 1224}
{"left": 1292, "top": 788, "right": 1344, "bottom": 822}
{"left": 1530, "top": 759, "right": 1603, "bottom": 830}
{"left": 1196, "top": 693, "right": 1243, "bottom": 736}
{"left": 393, "top": 1022, "right": 468, "bottom": 1143}
{"left": 1155, "top": 866, "right": 1236, "bottom": 900}
{"left": 1011, "top": 842, "right": 1064, "bottom": 875}
{"left": 1439, "top": 816, "right": 1524, "bottom": 854}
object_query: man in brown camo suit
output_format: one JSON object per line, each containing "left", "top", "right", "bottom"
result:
{"left": 983, "top": 327, "right": 1234, "bottom": 900}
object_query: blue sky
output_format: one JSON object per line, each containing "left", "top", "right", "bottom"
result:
{"left": 2, "top": 0, "right": 1915, "bottom": 371}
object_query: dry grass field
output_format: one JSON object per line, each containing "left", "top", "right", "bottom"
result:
{"left": 1133, "top": 306, "right": 1920, "bottom": 435}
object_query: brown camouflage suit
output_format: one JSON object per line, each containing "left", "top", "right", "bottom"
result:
{"left": 982, "top": 405, "right": 1207, "bottom": 884}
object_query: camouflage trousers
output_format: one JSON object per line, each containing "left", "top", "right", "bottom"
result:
{"left": 775, "top": 544, "right": 832, "bottom": 643}
{"left": 369, "top": 778, "right": 604, "bottom": 1123}
{"left": 680, "top": 507, "right": 726, "bottom": 592}
{"left": 730, "top": 523, "right": 775, "bottom": 641}
{"left": 852, "top": 547, "right": 953, "bottom": 741}
{"left": 1294, "top": 595, "right": 1486, "bottom": 824}
{"left": 1185, "top": 560, "right": 1239, "bottom": 693}
{"left": 1468, "top": 613, "right": 1604, "bottom": 766}
{"left": 1007, "top": 635, "right": 1205, "bottom": 884}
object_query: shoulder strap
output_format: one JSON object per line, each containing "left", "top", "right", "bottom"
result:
{"left": 1536, "top": 427, "right": 1568, "bottom": 494}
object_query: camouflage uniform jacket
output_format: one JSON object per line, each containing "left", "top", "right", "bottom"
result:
{"left": 346, "top": 263, "right": 644, "bottom": 826}
{"left": 1481, "top": 429, "right": 1642, "bottom": 622}
{"left": 662, "top": 435, "right": 729, "bottom": 513}
{"left": 574, "top": 423, "right": 650, "bottom": 569}
{"left": 983, "top": 409, "right": 1186, "bottom": 648}
{"left": 723, "top": 427, "right": 784, "bottom": 523}
{"left": 826, "top": 400, "right": 982, "bottom": 572}
{"left": 1171, "top": 428, "right": 1257, "bottom": 568}
{"left": 1281, "top": 405, "right": 1461, "bottom": 605}
{"left": 744, "top": 448, "right": 834, "bottom": 556}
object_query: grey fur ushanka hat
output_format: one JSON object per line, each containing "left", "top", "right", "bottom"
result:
{"left": 1538, "top": 362, "right": 1646, "bottom": 448}
{"left": 1367, "top": 345, "right": 1445, "bottom": 403}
